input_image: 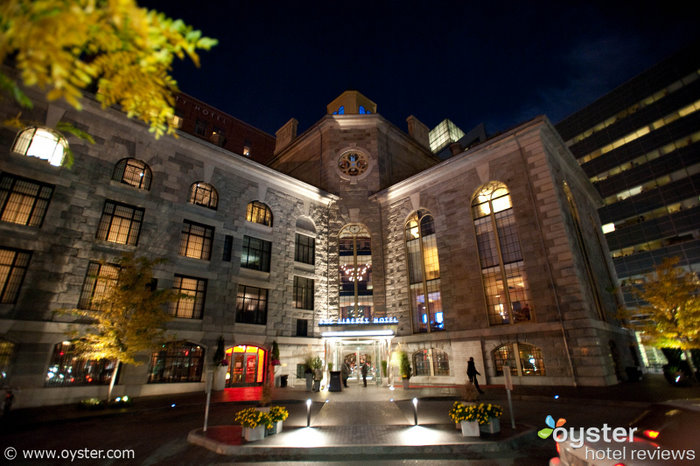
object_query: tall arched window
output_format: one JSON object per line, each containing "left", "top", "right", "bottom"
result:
{"left": 339, "top": 224, "right": 372, "bottom": 319}
{"left": 413, "top": 348, "right": 450, "bottom": 377}
{"left": 45, "top": 341, "right": 116, "bottom": 386}
{"left": 472, "top": 182, "right": 532, "bottom": 325}
{"left": 12, "top": 127, "right": 68, "bottom": 166}
{"left": 405, "top": 209, "right": 444, "bottom": 332}
{"left": 189, "top": 182, "right": 218, "bottom": 210}
{"left": 148, "top": 341, "right": 204, "bottom": 383}
{"left": 493, "top": 342, "right": 545, "bottom": 376}
{"left": 246, "top": 201, "right": 273, "bottom": 227}
{"left": 112, "top": 158, "right": 152, "bottom": 190}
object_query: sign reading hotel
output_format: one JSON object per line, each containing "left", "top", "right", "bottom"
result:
{"left": 319, "top": 316, "right": 399, "bottom": 326}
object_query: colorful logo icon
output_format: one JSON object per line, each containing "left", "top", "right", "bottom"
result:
{"left": 538, "top": 415, "right": 567, "bottom": 439}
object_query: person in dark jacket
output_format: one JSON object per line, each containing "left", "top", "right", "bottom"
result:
{"left": 341, "top": 361, "right": 350, "bottom": 387}
{"left": 360, "top": 361, "right": 368, "bottom": 387}
{"left": 467, "top": 357, "right": 484, "bottom": 393}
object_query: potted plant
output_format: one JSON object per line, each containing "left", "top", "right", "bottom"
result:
{"left": 266, "top": 405, "right": 289, "bottom": 435}
{"left": 303, "top": 356, "right": 314, "bottom": 391}
{"left": 212, "top": 336, "right": 228, "bottom": 390}
{"left": 476, "top": 403, "right": 503, "bottom": 435}
{"left": 449, "top": 401, "right": 479, "bottom": 436}
{"left": 234, "top": 407, "right": 271, "bottom": 442}
{"left": 399, "top": 351, "right": 412, "bottom": 389}
{"left": 310, "top": 356, "right": 323, "bottom": 391}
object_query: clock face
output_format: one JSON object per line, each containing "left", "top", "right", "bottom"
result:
{"left": 347, "top": 225, "right": 362, "bottom": 234}
{"left": 337, "top": 151, "right": 368, "bottom": 177}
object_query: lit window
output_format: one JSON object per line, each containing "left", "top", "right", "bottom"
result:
{"left": 96, "top": 200, "right": 143, "bottom": 246}
{"left": 148, "top": 341, "right": 204, "bottom": 383}
{"left": 188, "top": 182, "right": 218, "bottom": 210}
{"left": 241, "top": 235, "right": 271, "bottom": 272}
{"left": 172, "top": 114, "right": 184, "bottom": 129}
{"left": 405, "top": 209, "right": 444, "bottom": 332}
{"left": 236, "top": 285, "right": 268, "bottom": 325}
{"left": 494, "top": 343, "right": 545, "bottom": 376}
{"left": 12, "top": 127, "right": 68, "bottom": 167}
{"left": 179, "top": 220, "right": 214, "bottom": 260}
{"left": 294, "top": 276, "right": 314, "bottom": 309}
{"left": 472, "top": 181, "right": 532, "bottom": 325}
{"left": 45, "top": 341, "right": 116, "bottom": 387}
{"left": 602, "top": 223, "right": 616, "bottom": 234}
{"left": 112, "top": 158, "right": 152, "bottom": 190}
{"left": 412, "top": 349, "right": 450, "bottom": 376}
{"left": 294, "top": 234, "right": 315, "bottom": 265}
{"left": 0, "top": 248, "right": 31, "bottom": 304}
{"left": 243, "top": 146, "right": 251, "bottom": 157}
{"left": 0, "top": 339, "right": 15, "bottom": 385}
{"left": 78, "top": 261, "right": 120, "bottom": 310}
{"left": 0, "top": 173, "right": 54, "bottom": 227}
{"left": 359, "top": 105, "right": 366, "bottom": 114}
{"left": 339, "top": 224, "right": 373, "bottom": 320}
{"left": 246, "top": 201, "right": 273, "bottom": 227}
{"left": 170, "top": 275, "right": 207, "bottom": 319}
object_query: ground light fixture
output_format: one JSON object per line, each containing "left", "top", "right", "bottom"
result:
{"left": 412, "top": 398, "right": 418, "bottom": 425}
{"left": 306, "top": 399, "right": 312, "bottom": 427}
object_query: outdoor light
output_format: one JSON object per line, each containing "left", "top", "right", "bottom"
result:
{"left": 412, "top": 397, "right": 418, "bottom": 426}
{"left": 306, "top": 399, "right": 312, "bottom": 427}
{"left": 171, "top": 403, "right": 176, "bottom": 408}
{"left": 554, "top": 395, "right": 560, "bottom": 400}
{"left": 389, "top": 385, "right": 395, "bottom": 391}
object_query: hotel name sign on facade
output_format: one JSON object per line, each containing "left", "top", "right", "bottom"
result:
{"left": 319, "top": 317, "right": 399, "bottom": 326}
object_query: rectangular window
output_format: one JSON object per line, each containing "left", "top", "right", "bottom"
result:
{"left": 96, "top": 200, "right": 144, "bottom": 246}
{"left": 78, "top": 261, "right": 120, "bottom": 309}
{"left": 0, "top": 173, "right": 53, "bottom": 227}
{"left": 293, "top": 276, "right": 314, "bottom": 310}
{"left": 179, "top": 220, "right": 214, "bottom": 260}
{"left": 294, "top": 234, "right": 315, "bottom": 264}
{"left": 296, "top": 318, "right": 308, "bottom": 337}
{"left": 195, "top": 118, "right": 207, "bottom": 136}
{"left": 241, "top": 235, "right": 271, "bottom": 272}
{"left": 235, "top": 285, "right": 268, "bottom": 325}
{"left": 222, "top": 235, "right": 233, "bottom": 262}
{"left": 170, "top": 275, "right": 207, "bottom": 319}
{"left": 0, "top": 248, "right": 31, "bottom": 303}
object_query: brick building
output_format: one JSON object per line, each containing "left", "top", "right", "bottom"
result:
{"left": 0, "top": 84, "right": 637, "bottom": 408}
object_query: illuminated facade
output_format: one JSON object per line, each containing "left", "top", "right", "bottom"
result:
{"left": 555, "top": 42, "right": 700, "bottom": 367}
{"left": 0, "top": 82, "right": 638, "bottom": 408}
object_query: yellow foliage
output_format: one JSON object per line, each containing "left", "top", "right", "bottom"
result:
{"left": 0, "top": 0, "right": 216, "bottom": 138}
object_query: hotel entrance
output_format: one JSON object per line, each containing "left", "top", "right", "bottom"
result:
{"left": 224, "top": 344, "right": 267, "bottom": 387}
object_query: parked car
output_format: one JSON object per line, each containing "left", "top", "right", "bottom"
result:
{"left": 550, "top": 399, "right": 700, "bottom": 466}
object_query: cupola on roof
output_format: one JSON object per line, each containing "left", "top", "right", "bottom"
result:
{"left": 326, "top": 90, "right": 377, "bottom": 115}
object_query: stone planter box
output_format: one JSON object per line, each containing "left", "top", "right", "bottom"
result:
{"left": 480, "top": 418, "right": 500, "bottom": 435}
{"left": 243, "top": 425, "right": 265, "bottom": 442}
{"left": 266, "top": 420, "right": 284, "bottom": 435}
{"left": 460, "top": 420, "right": 480, "bottom": 437}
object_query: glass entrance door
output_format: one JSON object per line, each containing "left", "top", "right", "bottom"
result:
{"left": 226, "top": 345, "right": 266, "bottom": 387}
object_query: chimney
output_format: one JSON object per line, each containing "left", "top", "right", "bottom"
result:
{"left": 406, "top": 115, "right": 430, "bottom": 149}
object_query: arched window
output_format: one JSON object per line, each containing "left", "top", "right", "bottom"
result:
{"left": 246, "top": 201, "right": 273, "bottom": 227}
{"left": 148, "top": 341, "right": 204, "bottom": 383}
{"left": 12, "top": 126, "right": 68, "bottom": 167}
{"left": 493, "top": 342, "right": 545, "bottom": 377}
{"left": 339, "top": 224, "right": 372, "bottom": 319}
{"left": 188, "top": 182, "right": 218, "bottom": 210}
{"left": 112, "top": 158, "right": 152, "bottom": 190}
{"left": 472, "top": 182, "right": 532, "bottom": 325}
{"left": 405, "top": 209, "right": 444, "bottom": 332}
{"left": 0, "top": 339, "right": 16, "bottom": 385}
{"left": 45, "top": 341, "right": 116, "bottom": 386}
{"left": 412, "top": 349, "right": 450, "bottom": 377}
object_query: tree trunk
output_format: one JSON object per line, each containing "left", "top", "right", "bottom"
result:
{"left": 107, "top": 361, "right": 120, "bottom": 402}
{"left": 683, "top": 349, "right": 697, "bottom": 381}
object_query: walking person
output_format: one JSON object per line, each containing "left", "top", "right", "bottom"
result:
{"left": 341, "top": 360, "right": 350, "bottom": 388}
{"left": 467, "top": 357, "right": 484, "bottom": 394}
{"left": 361, "top": 361, "right": 368, "bottom": 387}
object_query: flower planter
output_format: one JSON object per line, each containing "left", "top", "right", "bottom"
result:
{"left": 266, "top": 420, "right": 284, "bottom": 435}
{"left": 460, "top": 420, "right": 480, "bottom": 437}
{"left": 243, "top": 425, "right": 266, "bottom": 442}
{"left": 402, "top": 378, "right": 410, "bottom": 390}
{"left": 213, "top": 366, "right": 227, "bottom": 391}
{"left": 480, "top": 418, "right": 500, "bottom": 435}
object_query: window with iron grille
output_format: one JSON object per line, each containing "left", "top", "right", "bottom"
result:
{"left": 45, "top": 341, "right": 116, "bottom": 387}
{"left": 78, "top": 261, "right": 120, "bottom": 310}
{"left": 235, "top": 285, "right": 268, "bottom": 325}
{"left": 0, "top": 248, "right": 31, "bottom": 304}
{"left": 246, "top": 201, "right": 273, "bottom": 226}
{"left": 95, "top": 200, "right": 144, "bottom": 246}
{"left": 179, "top": 220, "right": 214, "bottom": 260}
{"left": 188, "top": 182, "right": 218, "bottom": 210}
{"left": 170, "top": 275, "right": 206, "bottom": 319}
{"left": 293, "top": 276, "right": 314, "bottom": 309}
{"left": 148, "top": 341, "right": 204, "bottom": 383}
{"left": 241, "top": 235, "right": 271, "bottom": 272}
{"left": 112, "top": 158, "right": 152, "bottom": 190}
{"left": 0, "top": 173, "right": 54, "bottom": 227}
{"left": 294, "top": 234, "right": 315, "bottom": 264}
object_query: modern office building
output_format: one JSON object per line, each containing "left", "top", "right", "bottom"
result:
{"left": 555, "top": 42, "right": 700, "bottom": 367}
{"left": 1, "top": 78, "right": 637, "bottom": 408}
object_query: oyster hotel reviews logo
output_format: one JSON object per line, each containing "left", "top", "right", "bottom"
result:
{"left": 540, "top": 414, "right": 696, "bottom": 462}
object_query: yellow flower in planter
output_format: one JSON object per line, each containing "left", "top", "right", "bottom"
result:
{"left": 269, "top": 406, "right": 289, "bottom": 422}
{"left": 448, "top": 401, "right": 478, "bottom": 423}
{"left": 474, "top": 403, "right": 504, "bottom": 425}
{"left": 234, "top": 407, "right": 272, "bottom": 428}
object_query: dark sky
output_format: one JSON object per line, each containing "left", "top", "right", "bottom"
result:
{"left": 139, "top": 0, "right": 700, "bottom": 137}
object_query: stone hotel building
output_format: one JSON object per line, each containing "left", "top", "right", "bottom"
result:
{"left": 0, "top": 82, "right": 638, "bottom": 407}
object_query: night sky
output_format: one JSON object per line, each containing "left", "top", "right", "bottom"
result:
{"left": 139, "top": 0, "right": 700, "bottom": 137}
